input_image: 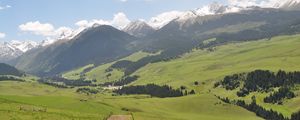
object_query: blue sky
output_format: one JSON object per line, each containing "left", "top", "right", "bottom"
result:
{"left": 0, "top": 0, "right": 240, "bottom": 42}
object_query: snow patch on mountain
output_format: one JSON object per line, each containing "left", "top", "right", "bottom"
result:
{"left": 0, "top": 40, "right": 42, "bottom": 62}
{"left": 0, "top": 42, "right": 23, "bottom": 62}
{"left": 276, "top": 0, "right": 300, "bottom": 9}
{"left": 10, "top": 40, "right": 39, "bottom": 52}
{"left": 146, "top": 0, "right": 300, "bottom": 29}
{"left": 123, "top": 20, "right": 155, "bottom": 37}
{"left": 148, "top": 11, "right": 186, "bottom": 29}
{"left": 147, "top": 2, "right": 254, "bottom": 29}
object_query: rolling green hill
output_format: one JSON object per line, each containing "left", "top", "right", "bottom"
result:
{"left": 15, "top": 25, "right": 139, "bottom": 76}
{"left": 62, "top": 51, "right": 155, "bottom": 83}
{"left": 2, "top": 34, "right": 300, "bottom": 120}
{"left": 132, "top": 34, "right": 300, "bottom": 88}
{"left": 0, "top": 63, "right": 24, "bottom": 77}
{"left": 0, "top": 81, "right": 262, "bottom": 120}
{"left": 45, "top": 34, "right": 300, "bottom": 119}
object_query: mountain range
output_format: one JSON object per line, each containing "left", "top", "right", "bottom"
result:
{"left": 14, "top": 25, "right": 138, "bottom": 76}
{"left": 0, "top": 63, "right": 24, "bottom": 77}
{"left": 2, "top": 1, "right": 300, "bottom": 120}
{"left": 6, "top": 1, "right": 300, "bottom": 76}
{"left": 2, "top": 1, "right": 300, "bottom": 62}
{"left": 0, "top": 41, "right": 39, "bottom": 62}
{"left": 123, "top": 20, "right": 155, "bottom": 37}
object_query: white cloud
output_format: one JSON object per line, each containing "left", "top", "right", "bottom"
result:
{"left": 19, "top": 21, "right": 73, "bottom": 39}
{"left": 227, "top": 0, "right": 300, "bottom": 8}
{"left": 111, "top": 12, "right": 131, "bottom": 29}
{"left": 227, "top": 0, "right": 258, "bottom": 7}
{"left": 0, "top": 5, "right": 11, "bottom": 10}
{"left": 54, "top": 27, "right": 73, "bottom": 38}
{"left": 75, "top": 20, "right": 89, "bottom": 28}
{"left": 119, "top": 0, "right": 153, "bottom": 2}
{"left": 75, "top": 19, "right": 111, "bottom": 28}
{"left": 0, "top": 32, "right": 5, "bottom": 38}
{"left": 19, "top": 21, "right": 55, "bottom": 36}
{"left": 75, "top": 12, "right": 130, "bottom": 29}
{"left": 18, "top": 12, "right": 130, "bottom": 43}
{"left": 258, "top": 0, "right": 300, "bottom": 8}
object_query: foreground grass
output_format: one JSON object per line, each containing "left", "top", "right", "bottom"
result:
{"left": 133, "top": 34, "right": 300, "bottom": 87}
{"left": 63, "top": 51, "right": 152, "bottom": 83}
{"left": 131, "top": 34, "right": 300, "bottom": 117}
{"left": 0, "top": 81, "right": 262, "bottom": 120}
{"left": 3, "top": 34, "right": 300, "bottom": 119}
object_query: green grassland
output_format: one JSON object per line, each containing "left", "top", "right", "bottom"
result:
{"left": 133, "top": 34, "right": 300, "bottom": 88}
{"left": 2, "top": 34, "right": 300, "bottom": 119}
{"left": 62, "top": 64, "right": 94, "bottom": 80}
{"left": 130, "top": 34, "right": 300, "bottom": 118}
{"left": 63, "top": 51, "right": 154, "bottom": 83}
{"left": 0, "top": 81, "right": 262, "bottom": 120}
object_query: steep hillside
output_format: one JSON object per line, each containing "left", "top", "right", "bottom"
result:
{"left": 123, "top": 20, "right": 155, "bottom": 37}
{"left": 62, "top": 51, "right": 154, "bottom": 83}
{"left": 132, "top": 34, "right": 300, "bottom": 87}
{"left": 103, "top": 9, "right": 300, "bottom": 78}
{"left": 15, "top": 25, "right": 139, "bottom": 76}
{"left": 0, "top": 63, "right": 24, "bottom": 77}
{"left": 65, "top": 34, "right": 300, "bottom": 88}
{"left": 14, "top": 8, "right": 300, "bottom": 77}
{"left": 4, "top": 34, "right": 300, "bottom": 120}
{"left": 0, "top": 81, "right": 262, "bottom": 120}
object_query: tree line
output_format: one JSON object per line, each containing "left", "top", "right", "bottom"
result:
{"left": 216, "top": 70, "right": 300, "bottom": 103}
{"left": 0, "top": 75, "right": 24, "bottom": 82}
{"left": 218, "top": 95, "right": 300, "bottom": 120}
{"left": 0, "top": 63, "right": 25, "bottom": 77}
{"left": 218, "top": 96, "right": 287, "bottom": 120}
{"left": 102, "top": 75, "right": 139, "bottom": 86}
{"left": 264, "top": 87, "right": 295, "bottom": 104}
{"left": 291, "top": 111, "right": 300, "bottom": 120}
{"left": 76, "top": 87, "right": 100, "bottom": 95}
{"left": 38, "top": 76, "right": 97, "bottom": 88}
{"left": 114, "top": 84, "right": 195, "bottom": 98}
{"left": 106, "top": 39, "right": 196, "bottom": 77}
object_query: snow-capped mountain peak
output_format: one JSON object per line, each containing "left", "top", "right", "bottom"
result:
{"left": 147, "top": 11, "right": 186, "bottom": 29}
{"left": 123, "top": 20, "right": 155, "bottom": 37}
{"left": 0, "top": 40, "right": 41, "bottom": 62}
{"left": 277, "top": 0, "right": 300, "bottom": 9}
{"left": 0, "top": 42, "right": 23, "bottom": 62}
{"left": 176, "top": 10, "right": 198, "bottom": 22}
{"left": 152, "top": 2, "right": 248, "bottom": 29}
{"left": 10, "top": 40, "right": 39, "bottom": 52}
{"left": 196, "top": 2, "right": 226, "bottom": 15}
{"left": 124, "top": 20, "right": 148, "bottom": 31}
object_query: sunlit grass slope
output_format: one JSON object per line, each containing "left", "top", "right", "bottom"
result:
{"left": 0, "top": 81, "right": 262, "bottom": 120}
{"left": 133, "top": 35, "right": 300, "bottom": 88}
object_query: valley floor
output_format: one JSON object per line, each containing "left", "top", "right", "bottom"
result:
{"left": 2, "top": 34, "right": 300, "bottom": 120}
{"left": 0, "top": 81, "right": 262, "bottom": 120}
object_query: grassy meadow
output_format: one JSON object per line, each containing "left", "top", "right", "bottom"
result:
{"left": 2, "top": 34, "right": 300, "bottom": 119}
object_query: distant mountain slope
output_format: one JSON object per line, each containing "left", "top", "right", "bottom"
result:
{"left": 9, "top": 41, "right": 39, "bottom": 52}
{"left": 0, "top": 63, "right": 24, "bottom": 76}
{"left": 277, "top": 0, "right": 300, "bottom": 10}
{"left": 15, "top": 25, "right": 139, "bottom": 76}
{"left": 133, "top": 34, "right": 300, "bottom": 87}
{"left": 0, "top": 41, "right": 40, "bottom": 63}
{"left": 146, "top": 8, "right": 300, "bottom": 51}
{"left": 0, "top": 42, "right": 23, "bottom": 62}
{"left": 99, "top": 8, "right": 300, "bottom": 79}
{"left": 14, "top": 8, "right": 300, "bottom": 77}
